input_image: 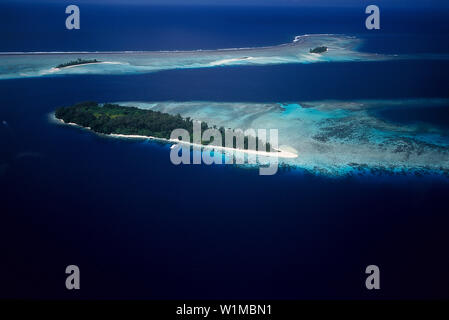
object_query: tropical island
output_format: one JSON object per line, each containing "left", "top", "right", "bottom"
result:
{"left": 55, "top": 101, "right": 273, "bottom": 151}
{"left": 56, "top": 58, "right": 100, "bottom": 69}
{"left": 309, "top": 46, "right": 328, "bottom": 54}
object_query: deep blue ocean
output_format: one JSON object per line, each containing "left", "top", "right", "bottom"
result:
{"left": 1, "top": 3, "right": 448, "bottom": 299}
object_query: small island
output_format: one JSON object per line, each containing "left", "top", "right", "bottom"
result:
{"left": 56, "top": 58, "right": 100, "bottom": 69}
{"left": 55, "top": 102, "right": 272, "bottom": 151}
{"left": 309, "top": 46, "right": 328, "bottom": 54}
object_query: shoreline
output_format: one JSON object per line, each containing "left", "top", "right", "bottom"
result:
{"left": 50, "top": 114, "right": 449, "bottom": 177}
{"left": 54, "top": 115, "right": 298, "bottom": 159}
{"left": 54, "top": 61, "right": 121, "bottom": 70}
{"left": 55, "top": 62, "right": 103, "bottom": 70}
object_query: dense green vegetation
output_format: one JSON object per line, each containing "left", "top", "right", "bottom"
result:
{"left": 55, "top": 102, "right": 272, "bottom": 151}
{"left": 309, "top": 46, "right": 328, "bottom": 54}
{"left": 56, "top": 58, "right": 99, "bottom": 68}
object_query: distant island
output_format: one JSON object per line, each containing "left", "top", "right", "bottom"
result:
{"left": 309, "top": 46, "right": 328, "bottom": 54}
{"left": 56, "top": 58, "right": 100, "bottom": 69}
{"left": 55, "top": 102, "right": 272, "bottom": 151}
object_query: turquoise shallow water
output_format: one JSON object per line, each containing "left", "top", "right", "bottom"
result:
{"left": 3, "top": 33, "right": 448, "bottom": 177}
{"left": 111, "top": 99, "right": 449, "bottom": 176}
{"left": 2, "top": 34, "right": 447, "bottom": 80}
{"left": 1, "top": 2, "right": 449, "bottom": 299}
{"left": 1, "top": 54, "right": 448, "bottom": 300}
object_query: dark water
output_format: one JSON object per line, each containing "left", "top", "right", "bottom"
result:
{"left": 2, "top": 4, "right": 449, "bottom": 52}
{"left": 374, "top": 104, "right": 449, "bottom": 130}
{"left": 1, "top": 4, "right": 449, "bottom": 299}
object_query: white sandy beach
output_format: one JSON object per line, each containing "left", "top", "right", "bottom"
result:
{"left": 110, "top": 133, "right": 298, "bottom": 159}
{"left": 55, "top": 61, "right": 123, "bottom": 70}
{"left": 54, "top": 116, "right": 298, "bottom": 159}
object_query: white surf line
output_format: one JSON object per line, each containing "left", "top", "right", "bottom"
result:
{"left": 110, "top": 133, "right": 298, "bottom": 159}
{"left": 54, "top": 117, "right": 297, "bottom": 159}
{"left": 54, "top": 61, "right": 123, "bottom": 70}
